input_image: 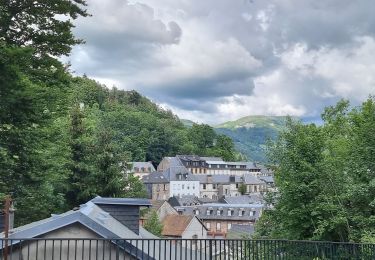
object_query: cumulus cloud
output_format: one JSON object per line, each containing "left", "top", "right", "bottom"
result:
{"left": 67, "top": 0, "right": 375, "bottom": 124}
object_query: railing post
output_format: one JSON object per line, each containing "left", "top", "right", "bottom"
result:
{"left": 209, "top": 240, "right": 213, "bottom": 259}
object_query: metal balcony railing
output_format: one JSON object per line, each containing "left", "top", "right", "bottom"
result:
{"left": 1, "top": 238, "right": 375, "bottom": 259}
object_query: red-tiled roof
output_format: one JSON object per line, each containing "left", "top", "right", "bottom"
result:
{"left": 162, "top": 215, "right": 193, "bottom": 237}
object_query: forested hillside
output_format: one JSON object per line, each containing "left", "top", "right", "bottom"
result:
{"left": 0, "top": 0, "right": 235, "bottom": 226}
{"left": 215, "top": 116, "right": 288, "bottom": 162}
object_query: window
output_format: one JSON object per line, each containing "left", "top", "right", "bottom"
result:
{"left": 228, "top": 209, "right": 233, "bottom": 216}
{"left": 213, "top": 184, "right": 217, "bottom": 189}
{"left": 239, "top": 209, "right": 244, "bottom": 217}
{"left": 182, "top": 184, "right": 185, "bottom": 189}
{"left": 250, "top": 210, "right": 256, "bottom": 217}
{"left": 207, "top": 210, "right": 211, "bottom": 215}
{"left": 236, "top": 184, "right": 239, "bottom": 188}
{"left": 203, "top": 184, "right": 206, "bottom": 190}
{"left": 206, "top": 222, "right": 211, "bottom": 230}
{"left": 217, "top": 209, "right": 221, "bottom": 216}
{"left": 228, "top": 223, "right": 232, "bottom": 229}
{"left": 195, "top": 209, "right": 199, "bottom": 215}
{"left": 216, "top": 222, "right": 221, "bottom": 231}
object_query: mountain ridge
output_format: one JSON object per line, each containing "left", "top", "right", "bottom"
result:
{"left": 180, "top": 115, "right": 290, "bottom": 162}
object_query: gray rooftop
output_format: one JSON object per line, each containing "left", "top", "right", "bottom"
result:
{"left": 163, "top": 166, "right": 198, "bottom": 181}
{"left": 222, "top": 194, "right": 264, "bottom": 204}
{"left": 176, "top": 203, "right": 263, "bottom": 221}
{"left": 227, "top": 224, "right": 255, "bottom": 239}
{"left": 142, "top": 171, "right": 169, "bottom": 183}
{"left": 259, "top": 175, "right": 274, "bottom": 183}
{"left": 131, "top": 162, "right": 156, "bottom": 171}
{"left": 91, "top": 196, "right": 151, "bottom": 206}
{"left": 243, "top": 174, "right": 266, "bottom": 185}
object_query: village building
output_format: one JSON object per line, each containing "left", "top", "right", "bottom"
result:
{"left": 161, "top": 215, "right": 207, "bottom": 243}
{"left": 129, "top": 161, "right": 156, "bottom": 178}
{"left": 142, "top": 172, "right": 170, "bottom": 200}
{"left": 175, "top": 203, "right": 263, "bottom": 238}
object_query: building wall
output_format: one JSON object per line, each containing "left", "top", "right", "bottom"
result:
{"left": 7, "top": 223, "right": 134, "bottom": 260}
{"left": 170, "top": 181, "right": 200, "bottom": 198}
{"left": 157, "top": 202, "right": 178, "bottom": 221}
{"left": 182, "top": 217, "right": 207, "bottom": 240}
{"left": 200, "top": 183, "right": 219, "bottom": 200}
{"left": 202, "top": 220, "right": 254, "bottom": 237}
{"left": 245, "top": 184, "right": 266, "bottom": 193}
{"left": 157, "top": 157, "right": 171, "bottom": 171}
{"left": 151, "top": 183, "right": 170, "bottom": 200}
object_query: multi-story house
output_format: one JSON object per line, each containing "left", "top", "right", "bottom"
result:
{"left": 195, "top": 174, "right": 267, "bottom": 199}
{"left": 176, "top": 203, "right": 263, "bottom": 238}
{"left": 142, "top": 167, "right": 200, "bottom": 200}
{"left": 195, "top": 175, "right": 242, "bottom": 199}
{"left": 129, "top": 161, "right": 156, "bottom": 178}
{"left": 142, "top": 172, "right": 170, "bottom": 200}
{"left": 158, "top": 155, "right": 265, "bottom": 176}
{"left": 166, "top": 167, "right": 200, "bottom": 198}
{"left": 243, "top": 174, "right": 267, "bottom": 193}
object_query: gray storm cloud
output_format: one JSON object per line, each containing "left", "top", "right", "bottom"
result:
{"left": 67, "top": 0, "right": 375, "bottom": 124}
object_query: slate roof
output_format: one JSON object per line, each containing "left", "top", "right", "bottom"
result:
{"left": 142, "top": 172, "right": 169, "bottom": 184}
{"left": 131, "top": 162, "right": 156, "bottom": 172}
{"left": 168, "top": 196, "right": 200, "bottom": 207}
{"left": 221, "top": 194, "right": 264, "bottom": 204}
{"left": 166, "top": 156, "right": 184, "bottom": 167}
{"left": 0, "top": 199, "right": 207, "bottom": 259}
{"left": 176, "top": 155, "right": 204, "bottom": 162}
{"left": 243, "top": 174, "right": 266, "bottom": 185}
{"left": 91, "top": 196, "right": 151, "bottom": 206}
{"left": 163, "top": 166, "right": 198, "bottom": 181}
{"left": 176, "top": 203, "right": 263, "bottom": 221}
{"left": 162, "top": 215, "right": 193, "bottom": 237}
{"left": 200, "top": 157, "right": 224, "bottom": 161}
{"left": 259, "top": 176, "right": 274, "bottom": 184}
{"left": 227, "top": 224, "right": 255, "bottom": 239}
{"left": 226, "top": 162, "right": 261, "bottom": 170}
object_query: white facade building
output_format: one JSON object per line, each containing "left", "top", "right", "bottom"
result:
{"left": 170, "top": 180, "right": 200, "bottom": 198}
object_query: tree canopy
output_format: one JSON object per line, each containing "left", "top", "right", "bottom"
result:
{"left": 256, "top": 97, "right": 375, "bottom": 243}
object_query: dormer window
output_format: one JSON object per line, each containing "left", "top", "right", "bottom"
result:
{"left": 228, "top": 209, "right": 234, "bottom": 216}
{"left": 239, "top": 208, "right": 245, "bottom": 217}
{"left": 250, "top": 209, "right": 256, "bottom": 217}
{"left": 195, "top": 209, "right": 199, "bottom": 215}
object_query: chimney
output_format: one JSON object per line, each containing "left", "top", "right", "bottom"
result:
{"left": 91, "top": 197, "right": 151, "bottom": 235}
{"left": 229, "top": 175, "right": 235, "bottom": 183}
{"left": 0, "top": 199, "right": 14, "bottom": 232}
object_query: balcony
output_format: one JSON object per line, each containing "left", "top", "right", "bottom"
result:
{"left": 1, "top": 238, "right": 374, "bottom": 259}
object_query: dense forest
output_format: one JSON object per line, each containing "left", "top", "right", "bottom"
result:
{"left": 256, "top": 98, "right": 375, "bottom": 243}
{"left": 0, "top": 0, "right": 236, "bottom": 225}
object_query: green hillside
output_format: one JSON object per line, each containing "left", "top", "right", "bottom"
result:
{"left": 214, "top": 116, "right": 289, "bottom": 162}
{"left": 180, "top": 119, "right": 195, "bottom": 128}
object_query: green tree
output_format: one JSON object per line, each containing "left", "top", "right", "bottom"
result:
{"left": 238, "top": 183, "right": 247, "bottom": 195}
{"left": 144, "top": 210, "right": 163, "bottom": 237}
{"left": 0, "top": 0, "right": 88, "bottom": 57}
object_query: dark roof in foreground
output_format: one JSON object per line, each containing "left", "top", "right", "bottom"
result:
{"left": 91, "top": 196, "right": 151, "bottom": 206}
{"left": 227, "top": 224, "right": 255, "bottom": 239}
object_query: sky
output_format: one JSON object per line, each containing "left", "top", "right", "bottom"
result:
{"left": 67, "top": 0, "right": 375, "bottom": 125}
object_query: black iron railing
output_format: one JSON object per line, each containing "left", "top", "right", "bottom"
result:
{"left": 1, "top": 238, "right": 375, "bottom": 259}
